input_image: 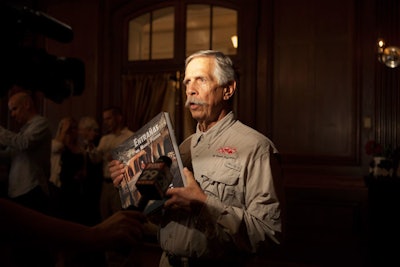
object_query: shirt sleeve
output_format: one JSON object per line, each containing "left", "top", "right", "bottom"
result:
{"left": 89, "top": 136, "right": 105, "bottom": 163}
{"left": 0, "top": 119, "right": 49, "bottom": 150}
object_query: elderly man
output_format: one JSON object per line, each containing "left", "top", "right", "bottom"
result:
{"left": 110, "top": 50, "right": 283, "bottom": 267}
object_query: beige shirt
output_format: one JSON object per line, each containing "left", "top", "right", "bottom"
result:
{"left": 159, "top": 112, "right": 282, "bottom": 260}
{"left": 91, "top": 127, "right": 133, "bottom": 178}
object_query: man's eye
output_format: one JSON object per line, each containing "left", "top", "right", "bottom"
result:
{"left": 196, "top": 78, "right": 207, "bottom": 84}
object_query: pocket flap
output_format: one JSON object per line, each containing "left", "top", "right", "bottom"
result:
{"left": 205, "top": 160, "right": 241, "bottom": 185}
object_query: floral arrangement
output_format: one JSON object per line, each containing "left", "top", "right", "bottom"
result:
{"left": 365, "top": 140, "right": 400, "bottom": 178}
{"left": 365, "top": 140, "right": 383, "bottom": 157}
{"left": 365, "top": 140, "right": 400, "bottom": 159}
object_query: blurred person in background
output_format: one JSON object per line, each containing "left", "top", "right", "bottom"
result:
{"left": 0, "top": 91, "right": 52, "bottom": 213}
{"left": 89, "top": 107, "right": 134, "bottom": 267}
{"left": 0, "top": 90, "right": 53, "bottom": 267}
{"left": 78, "top": 116, "right": 103, "bottom": 226}
{"left": 55, "top": 117, "right": 87, "bottom": 223}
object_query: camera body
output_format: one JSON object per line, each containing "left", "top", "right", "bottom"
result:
{"left": 0, "top": 3, "right": 84, "bottom": 103}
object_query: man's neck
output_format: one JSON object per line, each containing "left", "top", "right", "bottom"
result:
{"left": 112, "top": 125, "right": 124, "bottom": 135}
{"left": 25, "top": 112, "right": 37, "bottom": 123}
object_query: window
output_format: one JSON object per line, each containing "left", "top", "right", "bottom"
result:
{"left": 128, "top": 7, "right": 174, "bottom": 60}
{"left": 127, "top": 4, "right": 237, "bottom": 61}
{"left": 186, "top": 5, "right": 237, "bottom": 56}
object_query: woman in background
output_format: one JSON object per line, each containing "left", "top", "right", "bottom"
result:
{"left": 56, "top": 117, "right": 87, "bottom": 224}
{"left": 78, "top": 116, "right": 103, "bottom": 226}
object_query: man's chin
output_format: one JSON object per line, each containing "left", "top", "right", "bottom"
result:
{"left": 189, "top": 108, "right": 200, "bottom": 116}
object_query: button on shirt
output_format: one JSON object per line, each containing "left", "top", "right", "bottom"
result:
{"left": 0, "top": 115, "right": 52, "bottom": 198}
{"left": 159, "top": 112, "right": 282, "bottom": 260}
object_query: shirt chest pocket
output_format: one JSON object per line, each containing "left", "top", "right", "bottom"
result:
{"left": 200, "top": 160, "right": 243, "bottom": 206}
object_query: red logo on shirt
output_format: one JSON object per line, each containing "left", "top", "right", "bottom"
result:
{"left": 217, "top": 146, "right": 237, "bottom": 154}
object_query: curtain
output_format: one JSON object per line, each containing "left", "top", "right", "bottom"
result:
{"left": 121, "top": 72, "right": 195, "bottom": 143}
{"left": 121, "top": 73, "right": 170, "bottom": 131}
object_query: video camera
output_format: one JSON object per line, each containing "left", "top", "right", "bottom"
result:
{"left": 0, "top": 3, "right": 85, "bottom": 103}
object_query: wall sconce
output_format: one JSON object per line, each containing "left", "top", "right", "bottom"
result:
{"left": 231, "top": 35, "right": 238, "bottom": 49}
{"left": 377, "top": 39, "right": 400, "bottom": 68}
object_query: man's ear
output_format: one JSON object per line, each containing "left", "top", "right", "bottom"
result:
{"left": 223, "top": 81, "right": 236, "bottom": 100}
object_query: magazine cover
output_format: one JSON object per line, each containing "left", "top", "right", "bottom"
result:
{"left": 112, "top": 112, "right": 186, "bottom": 211}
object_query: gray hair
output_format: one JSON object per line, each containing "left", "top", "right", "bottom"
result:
{"left": 185, "top": 50, "right": 236, "bottom": 87}
{"left": 79, "top": 116, "right": 99, "bottom": 131}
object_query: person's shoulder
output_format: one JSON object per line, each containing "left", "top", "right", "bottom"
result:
{"left": 234, "top": 121, "right": 267, "bottom": 139}
{"left": 99, "top": 133, "right": 112, "bottom": 140}
{"left": 32, "top": 114, "right": 48, "bottom": 122}
{"left": 233, "top": 121, "right": 278, "bottom": 151}
{"left": 30, "top": 115, "right": 51, "bottom": 130}
{"left": 122, "top": 127, "right": 134, "bottom": 136}
{"left": 179, "top": 134, "right": 194, "bottom": 152}
{"left": 52, "top": 139, "right": 64, "bottom": 150}
{"left": 180, "top": 134, "right": 194, "bottom": 145}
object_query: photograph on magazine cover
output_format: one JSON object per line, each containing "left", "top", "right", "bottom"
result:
{"left": 112, "top": 112, "right": 185, "bottom": 211}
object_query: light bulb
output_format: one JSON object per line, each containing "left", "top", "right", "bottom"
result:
{"left": 378, "top": 39, "right": 385, "bottom": 49}
{"left": 231, "top": 35, "right": 238, "bottom": 49}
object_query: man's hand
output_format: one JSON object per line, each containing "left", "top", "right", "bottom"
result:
{"left": 164, "top": 167, "right": 207, "bottom": 211}
{"left": 109, "top": 159, "right": 126, "bottom": 187}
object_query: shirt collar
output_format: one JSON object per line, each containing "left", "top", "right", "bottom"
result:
{"left": 193, "top": 111, "right": 235, "bottom": 147}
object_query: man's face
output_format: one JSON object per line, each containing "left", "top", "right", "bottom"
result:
{"left": 79, "top": 127, "right": 98, "bottom": 142}
{"left": 183, "top": 57, "right": 225, "bottom": 124}
{"left": 102, "top": 110, "right": 115, "bottom": 134}
{"left": 8, "top": 97, "right": 27, "bottom": 124}
{"left": 86, "top": 127, "right": 99, "bottom": 141}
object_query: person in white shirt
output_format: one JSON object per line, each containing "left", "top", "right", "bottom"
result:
{"left": 0, "top": 91, "right": 52, "bottom": 213}
{"left": 0, "top": 90, "right": 53, "bottom": 267}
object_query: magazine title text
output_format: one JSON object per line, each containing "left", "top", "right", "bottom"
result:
{"left": 133, "top": 124, "right": 160, "bottom": 148}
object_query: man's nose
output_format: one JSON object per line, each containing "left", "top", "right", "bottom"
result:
{"left": 186, "top": 85, "right": 197, "bottom": 96}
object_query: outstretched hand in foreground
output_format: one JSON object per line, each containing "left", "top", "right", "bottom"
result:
{"left": 0, "top": 198, "right": 146, "bottom": 251}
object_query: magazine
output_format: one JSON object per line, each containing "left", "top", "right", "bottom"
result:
{"left": 112, "top": 112, "right": 186, "bottom": 213}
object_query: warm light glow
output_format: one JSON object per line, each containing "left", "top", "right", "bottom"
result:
{"left": 377, "top": 38, "right": 400, "bottom": 68}
{"left": 383, "top": 47, "right": 400, "bottom": 68}
{"left": 378, "top": 39, "right": 385, "bottom": 48}
{"left": 231, "top": 35, "right": 238, "bottom": 48}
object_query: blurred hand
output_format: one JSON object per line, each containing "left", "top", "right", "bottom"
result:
{"left": 109, "top": 159, "right": 126, "bottom": 187}
{"left": 60, "top": 118, "right": 72, "bottom": 134}
{"left": 91, "top": 210, "right": 146, "bottom": 250}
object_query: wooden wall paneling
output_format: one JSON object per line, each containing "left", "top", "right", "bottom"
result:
{"left": 375, "top": 0, "right": 400, "bottom": 149}
{"left": 256, "top": 0, "right": 274, "bottom": 137}
{"left": 107, "top": 0, "right": 133, "bottom": 107}
{"left": 43, "top": 0, "right": 101, "bottom": 135}
{"left": 360, "top": 0, "right": 378, "bottom": 171}
{"left": 272, "top": 0, "right": 359, "bottom": 167}
{"left": 235, "top": 0, "right": 258, "bottom": 129}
